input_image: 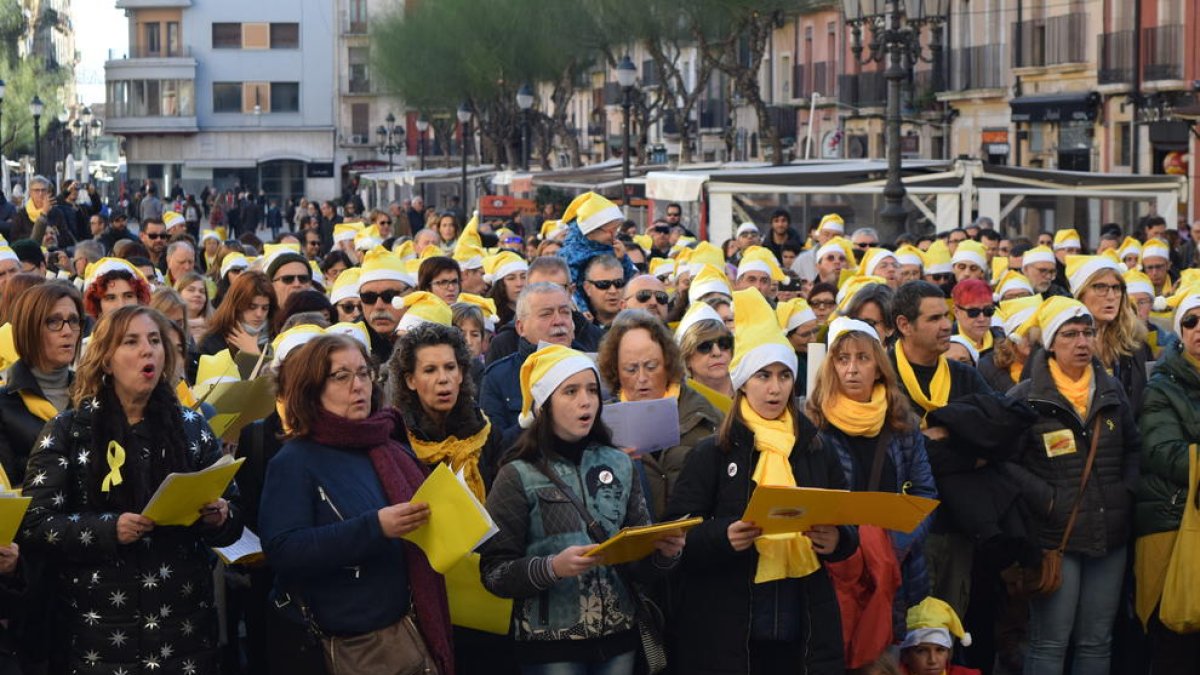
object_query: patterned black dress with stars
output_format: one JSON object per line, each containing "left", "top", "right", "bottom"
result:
{"left": 20, "top": 399, "right": 242, "bottom": 675}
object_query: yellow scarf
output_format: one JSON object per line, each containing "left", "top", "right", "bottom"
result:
{"left": 958, "top": 327, "right": 993, "bottom": 353}
{"left": 176, "top": 380, "right": 199, "bottom": 410}
{"left": 618, "top": 382, "right": 681, "bottom": 403}
{"left": 19, "top": 390, "right": 58, "bottom": 422}
{"left": 275, "top": 399, "right": 292, "bottom": 435}
{"left": 686, "top": 378, "right": 731, "bottom": 414}
{"left": 740, "top": 399, "right": 820, "bottom": 583}
{"left": 407, "top": 417, "right": 492, "bottom": 501}
{"left": 822, "top": 383, "right": 887, "bottom": 437}
{"left": 894, "top": 340, "right": 951, "bottom": 419}
{"left": 24, "top": 198, "right": 45, "bottom": 224}
{"left": 1048, "top": 358, "right": 1092, "bottom": 419}
{"left": 1008, "top": 359, "right": 1024, "bottom": 386}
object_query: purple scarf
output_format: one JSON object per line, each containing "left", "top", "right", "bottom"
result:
{"left": 311, "top": 407, "right": 454, "bottom": 675}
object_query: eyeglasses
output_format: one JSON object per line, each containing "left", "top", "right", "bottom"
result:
{"left": 274, "top": 274, "right": 311, "bottom": 286}
{"left": 1056, "top": 328, "right": 1096, "bottom": 342}
{"left": 431, "top": 278, "right": 460, "bottom": 289}
{"left": 1181, "top": 314, "right": 1200, "bottom": 331}
{"left": 360, "top": 289, "right": 402, "bottom": 305}
{"left": 810, "top": 299, "right": 836, "bottom": 309}
{"left": 1088, "top": 282, "right": 1123, "bottom": 297}
{"left": 696, "top": 336, "right": 733, "bottom": 354}
{"left": 931, "top": 273, "right": 954, "bottom": 282}
{"left": 328, "top": 367, "right": 373, "bottom": 386}
{"left": 586, "top": 278, "right": 627, "bottom": 291}
{"left": 145, "top": 232, "right": 167, "bottom": 240}
{"left": 377, "top": 219, "right": 392, "bottom": 226}
{"left": 633, "top": 290, "right": 669, "bottom": 305}
{"left": 959, "top": 305, "right": 996, "bottom": 318}
{"left": 45, "top": 316, "right": 81, "bottom": 332}
{"left": 652, "top": 226, "right": 671, "bottom": 234}
{"left": 855, "top": 241, "right": 877, "bottom": 249}
{"left": 790, "top": 326, "right": 820, "bottom": 340}
{"left": 337, "top": 301, "right": 362, "bottom": 315}
{"left": 306, "top": 239, "right": 321, "bottom": 247}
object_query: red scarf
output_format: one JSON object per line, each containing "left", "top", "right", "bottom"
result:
{"left": 310, "top": 407, "right": 454, "bottom": 675}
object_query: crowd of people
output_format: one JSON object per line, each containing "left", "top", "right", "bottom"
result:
{"left": 0, "top": 172, "right": 1196, "bottom": 675}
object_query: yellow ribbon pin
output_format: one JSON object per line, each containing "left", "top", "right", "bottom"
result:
{"left": 101, "top": 441, "right": 126, "bottom": 493}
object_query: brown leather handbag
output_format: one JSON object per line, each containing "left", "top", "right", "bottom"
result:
{"left": 1007, "top": 417, "right": 1101, "bottom": 597}
{"left": 321, "top": 613, "right": 438, "bottom": 675}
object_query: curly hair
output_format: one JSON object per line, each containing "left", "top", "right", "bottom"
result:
{"left": 805, "top": 331, "right": 914, "bottom": 434}
{"left": 83, "top": 270, "right": 152, "bottom": 318}
{"left": 595, "top": 309, "right": 686, "bottom": 396}
{"left": 388, "top": 321, "right": 478, "bottom": 413}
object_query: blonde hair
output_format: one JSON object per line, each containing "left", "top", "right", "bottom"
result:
{"left": 679, "top": 318, "right": 730, "bottom": 367}
{"left": 1076, "top": 270, "right": 1146, "bottom": 367}
{"left": 805, "top": 331, "right": 913, "bottom": 433}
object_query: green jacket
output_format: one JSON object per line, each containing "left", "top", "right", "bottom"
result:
{"left": 1136, "top": 344, "right": 1200, "bottom": 536}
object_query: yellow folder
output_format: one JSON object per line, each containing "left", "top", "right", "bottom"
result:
{"left": 445, "top": 553, "right": 513, "bottom": 635}
{"left": 742, "top": 486, "right": 939, "bottom": 536}
{"left": 0, "top": 496, "right": 31, "bottom": 546}
{"left": 193, "top": 378, "right": 277, "bottom": 441}
{"left": 142, "top": 455, "right": 244, "bottom": 526}
{"left": 402, "top": 463, "right": 498, "bottom": 574}
{"left": 584, "top": 516, "right": 703, "bottom": 566}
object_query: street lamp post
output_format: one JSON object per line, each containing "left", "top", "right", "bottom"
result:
{"left": 415, "top": 118, "right": 429, "bottom": 201}
{"left": 843, "top": 0, "right": 946, "bottom": 235}
{"left": 0, "top": 79, "right": 6, "bottom": 155}
{"left": 376, "top": 112, "right": 404, "bottom": 172}
{"left": 616, "top": 55, "right": 637, "bottom": 202}
{"left": 29, "top": 95, "right": 44, "bottom": 175}
{"left": 457, "top": 102, "right": 472, "bottom": 213}
{"left": 516, "top": 83, "right": 534, "bottom": 171}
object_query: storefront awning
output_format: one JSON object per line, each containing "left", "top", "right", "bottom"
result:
{"left": 1010, "top": 92, "right": 1100, "bottom": 123}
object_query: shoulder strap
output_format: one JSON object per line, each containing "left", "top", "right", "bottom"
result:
{"left": 535, "top": 460, "right": 609, "bottom": 545}
{"left": 1058, "top": 417, "right": 1102, "bottom": 551}
{"left": 868, "top": 431, "right": 891, "bottom": 493}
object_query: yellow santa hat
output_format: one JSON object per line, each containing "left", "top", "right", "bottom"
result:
{"left": 631, "top": 234, "right": 653, "bottom": 254}
{"left": 857, "top": 247, "right": 899, "bottom": 277}
{"left": 394, "top": 290, "right": 453, "bottom": 332}
{"left": 455, "top": 293, "right": 500, "bottom": 331}
{"left": 835, "top": 274, "right": 887, "bottom": 311}
{"left": 669, "top": 236, "right": 698, "bottom": 257}
{"left": 540, "top": 219, "right": 567, "bottom": 241}
{"left": 271, "top": 324, "right": 326, "bottom": 369}
{"left": 997, "top": 294, "right": 1043, "bottom": 339}
{"left": 453, "top": 242, "right": 485, "bottom": 271}
{"left": 518, "top": 344, "right": 599, "bottom": 428}
{"left": 200, "top": 229, "right": 220, "bottom": 244}
{"left": 991, "top": 256, "right": 1010, "bottom": 285}
{"left": 392, "top": 239, "right": 416, "bottom": 261}
{"left": 649, "top": 257, "right": 676, "bottom": 281}
{"left": 687, "top": 264, "right": 732, "bottom": 303}
{"left": 1020, "top": 244, "right": 1056, "bottom": 269}
{"left": 826, "top": 315, "right": 880, "bottom": 346}
{"left": 482, "top": 251, "right": 529, "bottom": 285}
{"left": 921, "top": 239, "right": 951, "bottom": 275}
{"left": 163, "top": 210, "right": 186, "bottom": 230}
{"left": 729, "top": 289, "right": 797, "bottom": 390}
{"left": 816, "top": 212, "right": 845, "bottom": 236}
{"left": 1141, "top": 238, "right": 1170, "bottom": 264}
{"left": 84, "top": 257, "right": 146, "bottom": 289}
{"left": 0, "top": 246, "right": 18, "bottom": 267}
{"left": 458, "top": 215, "right": 483, "bottom": 249}
{"left": 951, "top": 240, "right": 988, "bottom": 272}
{"left": 993, "top": 270, "right": 1034, "bottom": 301}
{"left": 1117, "top": 236, "right": 1143, "bottom": 262}
{"left": 334, "top": 221, "right": 365, "bottom": 245}
{"left": 735, "top": 222, "right": 761, "bottom": 238}
{"left": 776, "top": 298, "right": 817, "bottom": 334}
{"left": 219, "top": 252, "right": 250, "bottom": 279}
{"left": 1054, "top": 228, "right": 1082, "bottom": 251}
{"left": 419, "top": 241, "right": 445, "bottom": 261}
{"left": 327, "top": 321, "right": 371, "bottom": 350}
{"left": 353, "top": 224, "right": 384, "bottom": 251}
{"left": 1065, "top": 254, "right": 1122, "bottom": 295}
{"left": 329, "top": 267, "right": 362, "bottom": 305}
{"left": 1015, "top": 295, "right": 1092, "bottom": 350}
{"left": 685, "top": 241, "right": 726, "bottom": 277}
{"left": 814, "top": 236, "right": 857, "bottom": 267}
{"left": 562, "top": 191, "right": 623, "bottom": 236}
{"left": 901, "top": 597, "right": 972, "bottom": 650}
{"left": 359, "top": 248, "right": 415, "bottom": 287}
{"left": 895, "top": 244, "right": 925, "bottom": 269}
{"left": 1123, "top": 269, "right": 1154, "bottom": 299}
{"left": 737, "top": 246, "right": 787, "bottom": 283}
{"left": 674, "top": 301, "right": 725, "bottom": 344}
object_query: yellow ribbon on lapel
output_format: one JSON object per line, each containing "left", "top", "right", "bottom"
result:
{"left": 101, "top": 441, "right": 126, "bottom": 493}
{"left": 19, "top": 391, "right": 59, "bottom": 422}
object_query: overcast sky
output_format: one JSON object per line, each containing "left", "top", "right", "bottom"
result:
{"left": 73, "top": 2, "right": 129, "bottom": 106}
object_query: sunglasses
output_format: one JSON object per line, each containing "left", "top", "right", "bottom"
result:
{"left": 696, "top": 336, "right": 733, "bottom": 354}
{"left": 931, "top": 273, "right": 954, "bottom": 282}
{"left": 652, "top": 226, "right": 671, "bottom": 234}
{"left": 337, "top": 301, "right": 362, "bottom": 315}
{"left": 1182, "top": 314, "right": 1200, "bottom": 330}
{"left": 145, "top": 232, "right": 167, "bottom": 240}
{"left": 587, "top": 278, "right": 627, "bottom": 291}
{"left": 275, "top": 274, "right": 311, "bottom": 285}
{"left": 959, "top": 305, "right": 996, "bottom": 318}
{"left": 634, "top": 290, "right": 669, "bottom": 305}
{"left": 360, "top": 289, "right": 402, "bottom": 305}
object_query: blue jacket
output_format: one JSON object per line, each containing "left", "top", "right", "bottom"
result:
{"left": 479, "top": 339, "right": 539, "bottom": 443}
{"left": 560, "top": 222, "right": 638, "bottom": 316}
{"left": 259, "top": 437, "right": 411, "bottom": 635}
{"left": 819, "top": 426, "right": 937, "bottom": 623}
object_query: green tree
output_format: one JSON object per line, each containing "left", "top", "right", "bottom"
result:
{"left": 0, "top": 53, "right": 69, "bottom": 159}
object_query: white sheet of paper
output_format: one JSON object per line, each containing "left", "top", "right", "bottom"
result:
{"left": 213, "top": 528, "right": 262, "bottom": 563}
{"left": 603, "top": 397, "right": 681, "bottom": 456}
{"left": 455, "top": 466, "right": 499, "bottom": 549}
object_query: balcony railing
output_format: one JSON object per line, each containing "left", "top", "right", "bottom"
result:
{"left": 122, "top": 44, "right": 192, "bottom": 59}
{"left": 1098, "top": 30, "right": 1134, "bottom": 84}
{"left": 768, "top": 105, "right": 798, "bottom": 142}
{"left": 949, "top": 44, "right": 1005, "bottom": 91}
{"left": 1144, "top": 24, "right": 1183, "bottom": 81}
{"left": 1014, "top": 12, "right": 1087, "bottom": 68}
{"left": 838, "top": 71, "right": 888, "bottom": 108}
{"left": 793, "top": 62, "right": 831, "bottom": 99}
{"left": 340, "top": 74, "right": 372, "bottom": 95}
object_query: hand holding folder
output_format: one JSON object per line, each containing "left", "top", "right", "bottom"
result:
{"left": 584, "top": 516, "right": 702, "bottom": 566}
{"left": 142, "top": 455, "right": 244, "bottom": 527}
{"left": 401, "top": 463, "right": 498, "bottom": 573}
{"left": 742, "top": 486, "right": 939, "bottom": 535}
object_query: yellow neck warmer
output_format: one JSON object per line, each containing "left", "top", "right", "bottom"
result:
{"left": 24, "top": 198, "right": 45, "bottom": 224}
{"left": 958, "top": 326, "right": 993, "bottom": 352}
{"left": 407, "top": 416, "right": 492, "bottom": 501}
{"left": 19, "top": 390, "right": 58, "bottom": 422}
{"left": 1048, "top": 358, "right": 1092, "bottom": 419}
{"left": 822, "top": 383, "right": 887, "bottom": 437}
{"left": 895, "top": 340, "right": 951, "bottom": 419}
{"left": 740, "top": 398, "right": 819, "bottom": 583}
{"left": 1008, "top": 358, "right": 1025, "bottom": 386}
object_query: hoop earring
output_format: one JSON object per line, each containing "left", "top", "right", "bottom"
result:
{"left": 102, "top": 373, "right": 111, "bottom": 386}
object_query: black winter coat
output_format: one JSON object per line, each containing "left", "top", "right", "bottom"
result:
{"left": 663, "top": 416, "right": 857, "bottom": 675}
{"left": 0, "top": 361, "right": 71, "bottom": 485}
{"left": 20, "top": 400, "right": 243, "bottom": 674}
{"left": 1006, "top": 351, "right": 1140, "bottom": 555}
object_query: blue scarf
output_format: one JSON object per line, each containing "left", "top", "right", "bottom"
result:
{"left": 560, "top": 221, "right": 638, "bottom": 316}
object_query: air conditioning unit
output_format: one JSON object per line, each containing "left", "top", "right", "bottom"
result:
{"left": 350, "top": 134, "right": 368, "bottom": 145}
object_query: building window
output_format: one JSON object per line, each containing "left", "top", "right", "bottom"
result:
{"left": 108, "top": 79, "right": 195, "bottom": 117}
{"left": 144, "top": 22, "right": 161, "bottom": 56}
{"left": 167, "top": 22, "right": 180, "bottom": 57}
{"left": 212, "top": 23, "right": 241, "bottom": 49}
{"left": 1116, "top": 122, "right": 1131, "bottom": 166}
{"left": 270, "top": 82, "right": 300, "bottom": 112}
{"left": 348, "top": 0, "right": 368, "bottom": 32}
{"left": 270, "top": 23, "right": 300, "bottom": 49}
{"left": 213, "top": 82, "right": 242, "bottom": 112}
{"left": 1029, "top": 124, "right": 1044, "bottom": 153}
{"left": 351, "top": 103, "right": 369, "bottom": 140}
{"left": 349, "top": 47, "right": 370, "bottom": 93}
